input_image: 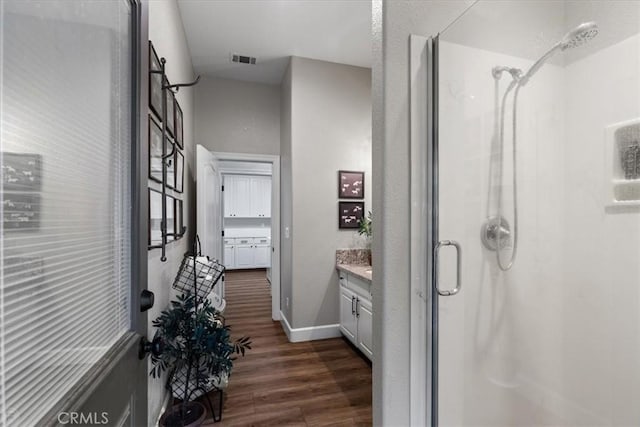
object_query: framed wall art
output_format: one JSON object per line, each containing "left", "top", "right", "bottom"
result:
{"left": 148, "top": 116, "right": 163, "bottom": 183}
{"left": 148, "top": 188, "right": 163, "bottom": 246}
{"left": 338, "top": 201, "right": 364, "bottom": 229}
{"left": 165, "top": 77, "right": 175, "bottom": 137}
{"left": 3, "top": 193, "right": 40, "bottom": 231}
{"left": 166, "top": 194, "right": 175, "bottom": 241}
{"left": 2, "top": 153, "right": 42, "bottom": 191}
{"left": 148, "top": 41, "right": 162, "bottom": 119}
{"left": 175, "top": 199, "right": 183, "bottom": 240}
{"left": 166, "top": 136, "right": 175, "bottom": 189}
{"left": 175, "top": 99, "right": 183, "bottom": 149}
{"left": 174, "top": 150, "right": 184, "bottom": 193}
{"left": 338, "top": 170, "right": 364, "bottom": 199}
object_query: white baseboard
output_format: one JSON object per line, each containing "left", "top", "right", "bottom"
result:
{"left": 279, "top": 311, "right": 341, "bottom": 342}
{"left": 154, "top": 390, "right": 171, "bottom": 427}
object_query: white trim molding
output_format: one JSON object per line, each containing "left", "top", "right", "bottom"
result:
{"left": 279, "top": 311, "right": 341, "bottom": 342}
{"left": 154, "top": 390, "right": 171, "bottom": 427}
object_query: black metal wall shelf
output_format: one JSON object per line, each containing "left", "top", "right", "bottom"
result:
{"left": 148, "top": 54, "right": 200, "bottom": 262}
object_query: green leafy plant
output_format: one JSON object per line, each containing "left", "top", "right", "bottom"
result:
{"left": 358, "top": 211, "right": 372, "bottom": 239}
{"left": 150, "top": 292, "right": 251, "bottom": 417}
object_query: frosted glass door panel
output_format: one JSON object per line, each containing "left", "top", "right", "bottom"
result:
{"left": 0, "top": 1, "right": 135, "bottom": 425}
{"left": 435, "top": 1, "right": 640, "bottom": 425}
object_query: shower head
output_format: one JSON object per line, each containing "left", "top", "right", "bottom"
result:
{"left": 518, "top": 21, "right": 599, "bottom": 86}
{"left": 560, "top": 21, "right": 599, "bottom": 50}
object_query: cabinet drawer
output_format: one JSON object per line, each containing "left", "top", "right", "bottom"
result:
{"left": 254, "top": 237, "right": 270, "bottom": 245}
{"left": 224, "top": 238, "right": 236, "bottom": 245}
{"left": 236, "top": 238, "right": 253, "bottom": 245}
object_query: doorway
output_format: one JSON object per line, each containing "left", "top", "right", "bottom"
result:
{"left": 197, "top": 149, "right": 281, "bottom": 321}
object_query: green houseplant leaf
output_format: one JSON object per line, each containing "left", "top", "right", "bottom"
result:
{"left": 149, "top": 291, "right": 251, "bottom": 421}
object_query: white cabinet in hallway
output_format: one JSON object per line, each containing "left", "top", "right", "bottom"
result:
{"left": 223, "top": 174, "right": 271, "bottom": 218}
{"left": 250, "top": 176, "right": 271, "bottom": 217}
{"left": 223, "top": 239, "right": 236, "bottom": 269}
{"left": 234, "top": 239, "right": 254, "bottom": 268}
{"left": 224, "top": 237, "right": 271, "bottom": 270}
{"left": 338, "top": 271, "right": 372, "bottom": 361}
{"left": 254, "top": 238, "right": 271, "bottom": 267}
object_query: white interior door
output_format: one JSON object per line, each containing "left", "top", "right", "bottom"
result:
{"left": 197, "top": 145, "right": 224, "bottom": 298}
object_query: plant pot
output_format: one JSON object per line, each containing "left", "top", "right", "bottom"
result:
{"left": 159, "top": 401, "right": 207, "bottom": 427}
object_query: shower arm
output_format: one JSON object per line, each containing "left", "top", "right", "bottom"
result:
{"left": 519, "top": 43, "right": 562, "bottom": 87}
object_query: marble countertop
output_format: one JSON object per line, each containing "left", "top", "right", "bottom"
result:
{"left": 336, "top": 263, "right": 372, "bottom": 283}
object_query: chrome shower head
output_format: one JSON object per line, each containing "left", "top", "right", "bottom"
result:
{"left": 518, "top": 21, "right": 599, "bottom": 86}
{"left": 560, "top": 21, "right": 599, "bottom": 50}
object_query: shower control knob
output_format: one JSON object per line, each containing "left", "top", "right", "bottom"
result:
{"left": 481, "top": 216, "right": 512, "bottom": 251}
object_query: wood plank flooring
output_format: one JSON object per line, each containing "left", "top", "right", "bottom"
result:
{"left": 200, "top": 269, "right": 372, "bottom": 426}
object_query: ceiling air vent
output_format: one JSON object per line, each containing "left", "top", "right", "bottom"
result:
{"left": 231, "top": 53, "right": 257, "bottom": 65}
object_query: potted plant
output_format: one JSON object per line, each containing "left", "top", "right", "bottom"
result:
{"left": 358, "top": 211, "right": 373, "bottom": 265}
{"left": 150, "top": 292, "right": 251, "bottom": 426}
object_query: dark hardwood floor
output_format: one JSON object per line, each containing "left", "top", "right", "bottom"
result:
{"left": 201, "top": 269, "right": 372, "bottom": 426}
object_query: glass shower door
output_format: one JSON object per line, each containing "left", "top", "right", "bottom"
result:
{"left": 434, "top": 1, "right": 640, "bottom": 425}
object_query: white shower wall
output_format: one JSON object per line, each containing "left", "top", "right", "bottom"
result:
{"left": 437, "top": 32, "right": 640, "bottom": 426}
{"left": 562, "top": 33, "right": 640, "bottom": 425}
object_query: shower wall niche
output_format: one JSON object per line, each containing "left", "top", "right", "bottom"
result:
{"left": 606, "top": 118, "right": 640, "bottom": 206}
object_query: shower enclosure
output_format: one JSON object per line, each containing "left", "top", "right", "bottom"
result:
{"left": 418, "top": 1, "right": 640, "bottom": 425}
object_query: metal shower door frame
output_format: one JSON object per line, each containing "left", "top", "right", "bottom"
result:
{"left": 408, "top": 33, "right": 439, "bottom": 426}
{"left": 428, "top": 34, "right": 440, "bottom": 427}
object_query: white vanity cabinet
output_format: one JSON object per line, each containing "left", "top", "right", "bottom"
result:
{"left": 338, "top": 270, "right": 373, "bottom": 361}
{"left": 339, "top": 286, "right": 358, "bottom": 342}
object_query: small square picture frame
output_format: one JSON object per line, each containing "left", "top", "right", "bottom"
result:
{"left": 338, "top": 170, "right": 364, "bottom": 199}
{"left": 175, "top": 99, "right": 184, "bottom": 149}
{"left": 339, "top": 201, "right": 364, "bottom": 229}
{"left": 148, "top": 41, "right": 163, "bottom": 120}
{"left": 174, "top": 150, "right": 184, "bottom": 193}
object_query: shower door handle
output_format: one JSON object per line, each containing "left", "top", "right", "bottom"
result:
{"left": 434, "top": 240, "right": 462, "bottom": 296}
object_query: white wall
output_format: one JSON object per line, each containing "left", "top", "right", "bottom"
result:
{"left": 280, "top": 57, "right": 371, "bottom": 330}
{"left": 562, "top": 32, "right": 640, "bottom": 425}
{"left": 147, "top": 0, "right": 196, "bottom": 422}
{"left": 194, "top": 77, "right": 280, "bottom": 155}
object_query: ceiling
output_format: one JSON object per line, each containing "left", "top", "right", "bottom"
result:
{"left": 177, "top": 0, "right": 372, "bottom": 85}
{"left": 441, "top": 0, "right": 640, "bottom": 66}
